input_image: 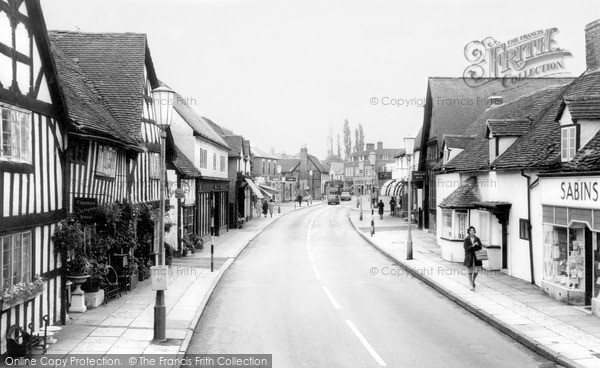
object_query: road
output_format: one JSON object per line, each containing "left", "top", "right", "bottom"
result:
{"left": 188, "top": 201, "right": 557, "bottom": 367}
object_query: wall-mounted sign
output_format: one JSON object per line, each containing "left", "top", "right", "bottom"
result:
{"left": 412, "top": 171, "right": 427, "bottom": 182}
{"left": 540, "top": 176, "right": 600, "bottom": 210}
{"left": 285, "top": 177, "right": 297, "bottom": 182}
{"left": 73, "top": 197, "right": 98, "bottom": 222}
{"left": 378, "top": 172, "right": 392, "bottom": 180}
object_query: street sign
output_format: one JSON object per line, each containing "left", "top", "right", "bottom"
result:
{"left": 285, "top": 177, "right": 297, "bottom": 182}
{"left": 174, "top": 188, "right": 185, "bottom": 199}
{"left": 378, "top": 172, "right": 392, "bottom": 180}
{"left": 73, "top": 197, "right": 98, "bottom": 222}
{"left": 412, "top": 171, "right": 427, "bottom": 182}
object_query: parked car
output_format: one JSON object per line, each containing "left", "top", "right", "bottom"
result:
{"left": 327, "top": 194, "right": 340, "bottom": 205}
{"left": 340, "top": 191, "right": 352, "bottom": 201}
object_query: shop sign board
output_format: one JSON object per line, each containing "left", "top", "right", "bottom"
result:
{"left": 540, "top": 176, "right": 600, "bottom": 210}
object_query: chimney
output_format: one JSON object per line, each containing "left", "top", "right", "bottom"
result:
{"left": 366, "top": 143, "right": 375, "bottom": 151}
{"left": 487, "top": 94, "right": 503, "bottom": 106}
{"left": 300, "top": 147, "right": 309, "bottom": 181}
{"left": 377, "top": 141, "right": 383, "bottom": 150}
{"left": 586, "top": 19, "right": 600, "bottom": 71}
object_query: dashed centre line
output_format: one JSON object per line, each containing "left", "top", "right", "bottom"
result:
{"left": 321, "top": 285, "right": 340, "bottom": 310}
{"left": 346, "top": 320, "right": 387, "bottom": 366}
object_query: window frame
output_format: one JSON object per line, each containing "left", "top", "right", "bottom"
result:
{"left": 0, "top": 103, "right": 32, "bottom": 164}
{"left": 199, "top": 148, "right": 208, "bottom": 169}
{"left": 561, "top": 124, "right": 579, "bottom": 163}
{"left": 182, "top": 205, "right": 195, "bottom": 235}
{"left": 519, "top": 218, "right": 531, "bottom": 240}
{"left": 149, "top": 152, "right": 161, "bottom": 180}
{"left": 95, "top": 145, "right": 117, "bottom": 178}
{"left": 1, "top": 231, "right": 32, "bottom": 289}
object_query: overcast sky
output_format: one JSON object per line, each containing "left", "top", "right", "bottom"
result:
{"left": 42, "top": 0, "right": 599, "bottom": 159}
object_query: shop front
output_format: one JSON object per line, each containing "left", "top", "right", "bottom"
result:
{"left": 540, "top": 176, "right": 600, "bottom": 309}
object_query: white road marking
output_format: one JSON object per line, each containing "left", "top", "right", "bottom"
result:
{"left": 345, "top": 320, "right": 387, "bottom": 366}
{"left": 321, "top": 285, "right": 340, "bottom": 309}
{"left": 312, "top": 265, "right": 322, "bottom": 281}
{"left": 308, "top": 252, "right": 315, "bottom": 263}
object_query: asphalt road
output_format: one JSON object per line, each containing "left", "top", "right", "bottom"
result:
{"left": 188, "top": 202, "right": 557, "bottom": 368}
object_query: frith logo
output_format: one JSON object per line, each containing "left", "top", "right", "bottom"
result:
{"left": 463, "top": 28, "right": 572, "bottom": 88}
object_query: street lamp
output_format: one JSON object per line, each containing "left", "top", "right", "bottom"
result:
{"left": 151, "top": 86, "right": 175, "bottom": 342}
{"left": 309, "top": 169, "right": 313, "bottom": 205}
{"left": 369, "top": 151, "right": 376, "bottom": 236}
{"left": 404, "top": 137, "right": 415, "bottom": 260}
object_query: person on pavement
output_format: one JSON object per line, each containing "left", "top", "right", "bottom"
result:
{"left": 262, "top": 199, "right": 269, "bottom": 217}
{"left": 463, "top": 226, "right": 483, "bottom": 291}
{"left": 377, "top": 199, "right": 385, "bottom": 220}
{"left": 255, "top": 199, "right": 261, "bottom": 217}
{"left": 297, "top": 195, "right": 302, "bottom": 207}
{"left": 389, "top": 197, "right": 396, "bottom": 216}
{"left": 268, "top": 199, "right": 274, "bottom": 217}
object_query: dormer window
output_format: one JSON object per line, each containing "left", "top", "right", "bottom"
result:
{"left": 560, "top": 125, "right": 578, "bottom": 162}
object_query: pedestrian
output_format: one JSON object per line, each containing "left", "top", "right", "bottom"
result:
{"left": 164, "top": 242, "right": 173, "bottom": 267}
{"left": 255, "top": 199, "right": 261, "bottom": 217}
{"left": 297, "top": 195, "right": 303, "bottom": 207}
{"left": 262, "top": 199, "right": 269, "bottom": 217}
{"left": 377, "top": 199, "right": 385, "bottom": 220}
{"left": 463, "top": 226, "right": 483, "bottom": 291}
{"left": 268, "top": 199, "right": 274, "bottom": 217}
{"left": 389, "top": 197, "right": 396, "bottom": 216}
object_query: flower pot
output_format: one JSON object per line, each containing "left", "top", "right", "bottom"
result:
{"left": 68, "top": 275, "right": 90, "bottom": 313}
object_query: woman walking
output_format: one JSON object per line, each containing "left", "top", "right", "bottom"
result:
{"left": 463, "top": 226, "right": 483, "bottom": 291}
{"left": 268, "top": 199, "right": 275, "bottom": 217}
{"left": 377, "top": 199, "right": 385, "bottom": 220}
{"left": 389, "top": 197, "right": 396, "bottom": 216}
{"left": 262, "top": 199, "right": 269, "bottom": 218}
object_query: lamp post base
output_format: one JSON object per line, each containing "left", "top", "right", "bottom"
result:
{"left": 153, "top": 290, "right": 166, "bottom": 342}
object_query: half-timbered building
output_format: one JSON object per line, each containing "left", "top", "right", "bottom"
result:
{"left": 0, "top": 0, "right": 69, "bottom": 353}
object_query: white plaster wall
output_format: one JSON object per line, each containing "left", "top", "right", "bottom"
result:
{"left": 579, "top": 119, "right": 600, "bottom": 149}
{"left": 197, "top": 138, "right": 228, "bottom": 179}
{"left": 530, "top": 179, "right": 544, "bottom": 285}
{"left": 559, "top": 107, "right": 573, "bottom": 126}
{"left": 170, "top": 111, "right": 195, "bottom": 160}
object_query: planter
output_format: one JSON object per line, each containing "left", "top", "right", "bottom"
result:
{"left": 68, "top": 275, "right": 90, "bottom": 313}
{"left": 1, "top": 288, "right": 45, "bottom": 311}
{"left": 84, "top": 289, "right": 104, "bottom": 308}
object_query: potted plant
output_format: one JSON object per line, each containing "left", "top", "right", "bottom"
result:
{"left": 83, "top": 260, "right": 107, "bottom": 308}
{"left": 1, "top": 276, "right": 46, "bottom": 311}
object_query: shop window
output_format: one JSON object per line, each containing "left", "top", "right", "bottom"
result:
{"left": 561, "top": 125, "right": 578, "bottom": 162}
{"left": 1, "top": 231, "right": 32, "bottom": 289}
{"left": 543, "top": 225, "right": 585, "bottom": 290}
{"left": 182, "top": 206, "right": 195, "bottom": 235}
{"left": 0, "top": 104, "right": 31, "bottom": 163}
{"left": 519, "top": 219, "right": 530, "bottom": 240}
{"left": 96, "top": 145, "right": 117, "bottom": 178}
{"left": 441, "top": 209, "right": 468, "bottom": 240}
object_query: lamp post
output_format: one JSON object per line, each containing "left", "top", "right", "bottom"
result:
{"left": 404, "top": 137, "right": 415, "bottom": 260}
{"left": 309, "top": 169, "right": 313, "bottom": 205}
{"left": 151, "top": 86, "right": 175, "bottom": 342}
{"left": 369, "top": 151, "right": 376, "bottom": 236}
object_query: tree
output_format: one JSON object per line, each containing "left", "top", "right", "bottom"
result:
{"left": 337, "top": 133, "right": 342, "bottom": 158}
{"left": 354, "top": 128, "right": 359, "bottom": 153}
{"left": 358, "top": 124, "right": 365, "bottom": 152}
{"left": 343, "top": 119, "right": 352, "bottom": 160}
{"left": 327, "top": 125, "right": 334, "bottom": 159}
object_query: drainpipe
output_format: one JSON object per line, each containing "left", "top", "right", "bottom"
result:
{"left": 521, "top": 170, "right": 535, "bottom": 284}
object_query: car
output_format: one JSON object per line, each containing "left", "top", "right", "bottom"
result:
{"left": 340, "top": 191, "right": 352, "bottom": 201}
{"left": 327, "top": 194, "right": 340, "bottom": 205}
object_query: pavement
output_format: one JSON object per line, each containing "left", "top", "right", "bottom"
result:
{"left": 349, "top": 195, "right": 600, "bottom": 368}
{"left": 33, "top": 200, "right": 323, "bottom": 367}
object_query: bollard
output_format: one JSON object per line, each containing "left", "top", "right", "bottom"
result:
{"left": 278, "top": 205, "right": 281, "bottom": 214}
{"left": 211, "top": 235, "right": 214, "bottom": 272}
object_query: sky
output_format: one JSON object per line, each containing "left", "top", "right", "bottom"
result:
{"left": 41, "top": 0, "right": 599, "bottom": 159}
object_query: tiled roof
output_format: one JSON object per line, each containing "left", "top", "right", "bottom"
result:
{"left": 427, "top": 77, "right": 575, "bottom": 149}
{"left": 48, "top": 31, "right": 149, "bottom": 140}
{"left": 279, "top": 159, "right": 299, "bottom": 173}
{"left": 203, "top": 117, "right": 235, "bottom": 136}
{"left": 222, "top": 135, "right": 244, "bottom": 157}
{"left": 329, "top": 162, "right": 345, "bottom": 174}
{"left": 564, "top": 95, "right": 600, "bottom": 121}
{"left": 172, "top": 146, "right": 201, "bottom": 178}
{"left": 487, "top": 120, "right": 531, "bottom": 137}
{"left": 439, "top": 176, "right": 481, "bottom": 209}
{"left": 443, "top": 135, "right": 476, "bottom": 149}
{"left": 171, "top": 95, "right": 230, "bottom": 149}
{"left": 446, "top": 84, "right": 570, "bottom": 171}
{"left": 414, "top": 127, "right": 422, "bottom": 152}
{"left": 49, "top": 39, "right": 138, "bottom": 147}
{"left": 442, "top": 139, "right": 489, "bottom": 172}
{"left": 308, "top": 154, "right": 328, "bottom": 173}
{"left": 492, "top": 83, "right": 584, "bottom": 170}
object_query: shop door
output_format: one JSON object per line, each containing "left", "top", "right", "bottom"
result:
{"left": 594, "top": 233, "right": 600, "bottom": 303}
{"left": 585, "top": 228, "right": 593, "bottom": 305}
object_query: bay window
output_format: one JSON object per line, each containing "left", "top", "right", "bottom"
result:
{"left": 441, "top": 209, "right": 468, "bottom": 240}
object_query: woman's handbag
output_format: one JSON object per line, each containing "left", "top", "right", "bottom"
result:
{"left": 475, "top": 249, "right": 488, "bottom": 261}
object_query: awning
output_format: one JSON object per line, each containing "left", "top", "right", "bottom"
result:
{"left": 391, "top": 181, "right": 404, "bottom": 197}
{"left": 245, "top": 178, "right": 264, "bottom": 199}
{"left": 259, "top": 184, "right": 278, "bottom": 199}
{"left": 380, "top": 180, "right": 395, "bottom": 196}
